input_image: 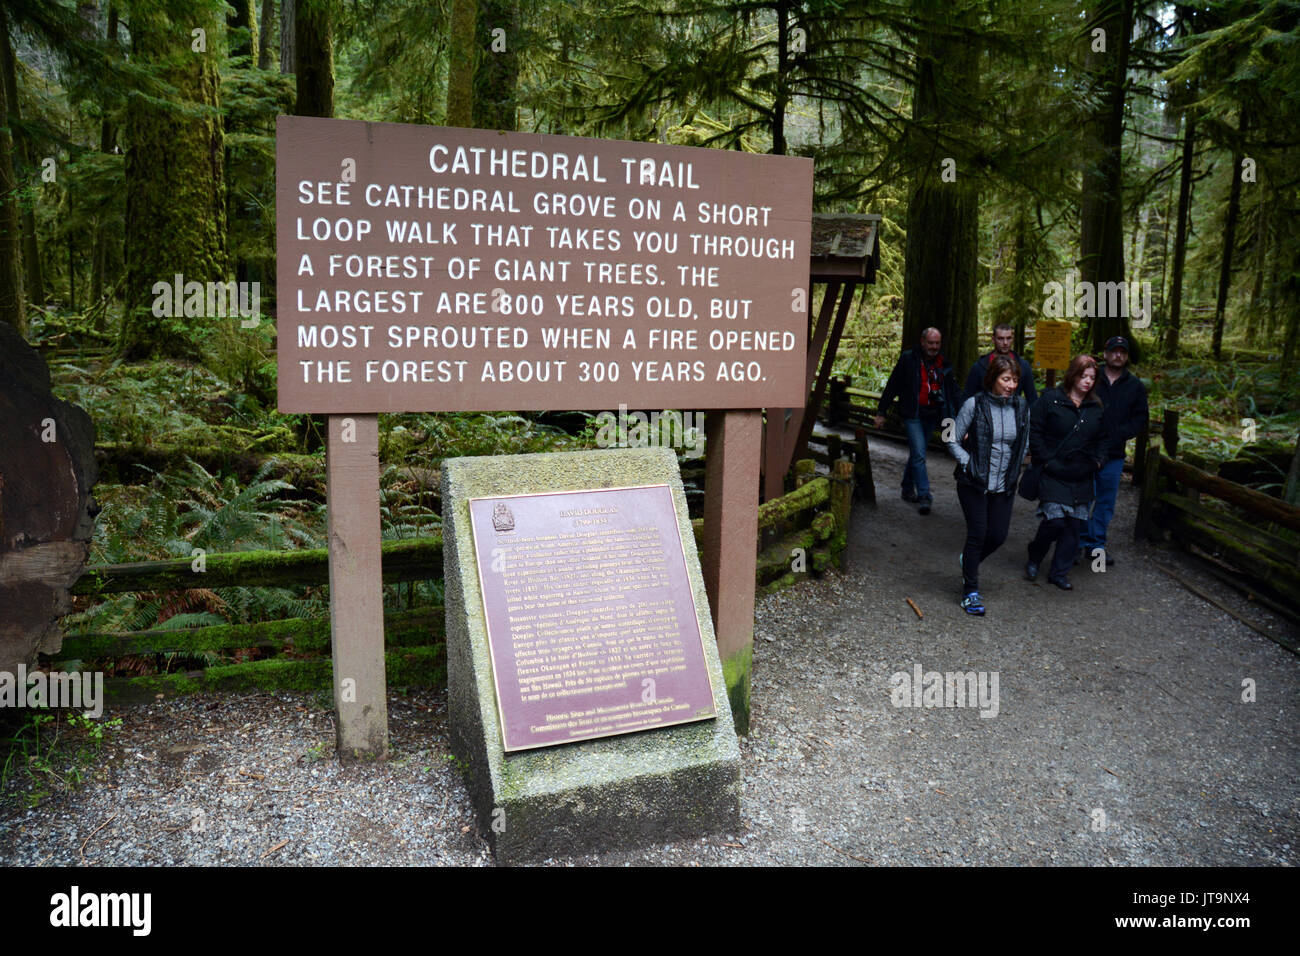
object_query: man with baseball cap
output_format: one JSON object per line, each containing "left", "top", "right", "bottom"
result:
{"left": 1080, "top": 335, "right": 1148, "bottom": 565}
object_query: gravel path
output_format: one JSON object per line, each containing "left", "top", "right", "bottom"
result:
{"left": 3, "top": 437, "right": 1296, "bottom": 866}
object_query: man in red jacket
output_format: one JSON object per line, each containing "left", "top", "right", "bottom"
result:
{"left": 874, "top": 327, "right": 957, "bottom": 515}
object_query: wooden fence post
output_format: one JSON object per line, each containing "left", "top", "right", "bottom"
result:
{"left": 1133, "top": 423, "right": 1149, "bottom": 486}
{"left": 794, "top": 458, "right": 816, "bottom": 488}
{"left": 828, "top": 376, "right": 848, "bottom": 426}
{"left": 1134, "top": 445, "right": 1164, "bottom": 543}
{"left": 831, "top": 459, "right": 853, "bottom": 569}
{"left": 1162, "top": 409, "right": 1180, "bottom": 460}
{"left": 325, "top": 414, "right": 389, "bottom": 760}
{"left": 854, "top": 427, "right": 875, "bottom": 504}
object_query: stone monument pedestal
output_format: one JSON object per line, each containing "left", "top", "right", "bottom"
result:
{"left": 441, "top": 447, "right": 741, "bottom": 864}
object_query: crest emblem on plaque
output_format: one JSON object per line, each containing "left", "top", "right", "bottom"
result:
{"left": 492, "top": 502, "right": 515, "bottom": 532}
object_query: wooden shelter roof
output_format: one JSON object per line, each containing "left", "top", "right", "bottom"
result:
{"left": 810, "top": 213, "right": 881, "bottom": 283}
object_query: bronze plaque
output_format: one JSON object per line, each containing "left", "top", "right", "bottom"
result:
{"left": 276, "top": 116, "right": 812, "bottom": 413}
{"left": 469, "top": 485, "right": 716, "bottom": 751}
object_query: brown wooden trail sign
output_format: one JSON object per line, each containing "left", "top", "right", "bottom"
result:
{"left": 276, "top": 116, "right": 812, "bottom": 755}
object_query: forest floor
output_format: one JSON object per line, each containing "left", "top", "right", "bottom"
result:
{"left": 1, "top": 437, "right": 1297, "bottom": 866}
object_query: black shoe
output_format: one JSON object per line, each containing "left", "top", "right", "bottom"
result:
{"left": 902, "top": 490, "right": 919, "bottom": 503}
{"left": 917, "top": 498, "right": 932, "bottom": 515}
{"left": 1048, "top": 575, "right": 1072, "bottom": 590}
{"left": 1025, "top": 559, "right": 1040, "bottom": 581}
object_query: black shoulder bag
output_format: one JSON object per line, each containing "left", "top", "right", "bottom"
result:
{"left": 1018, "top": 418, "right": 1082, "bottom": 501}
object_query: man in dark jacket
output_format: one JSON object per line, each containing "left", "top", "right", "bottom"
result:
{"left": 1079, "top": 335, "right": 1149, "bottom": 566}
{"left": 874, "top": 327, "right": 957, "bottom": 514}
{"left": 961, "top": 324, "right": 1036, "bottom": 405}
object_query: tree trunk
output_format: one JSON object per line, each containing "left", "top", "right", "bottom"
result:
{"left": 91, "top": 2, "right": 121, "bottom": 327}
{"left": 1164, "top": 106, "right": 1196, "bottom": 358}
{"left": 771, "top": 0, "right": 790, "bottom": 156}
{"left": 1281, "top": 270, "right": 1300, "bottom": 374}
{"left": 120, "top": 1, "right": 228, "bottom": 359}
{"left": 1245, "top": 184, "right": 1268, "bottom": 347}
{"left": 1013, "top": 212, "right": 1028, "bottom": 356}
{"left": 280, "top": 0, "right": 295, "bottom": 74}
{"left": 472, "top": 0, "right": 518, "bottom": 131}
{"left": 0, "top": 8, "right": 43, "bottom": 308}
{"left": 1284, "top": 431, "right": 1300, "bottom": 507}
{"left": 259, "top": 0, "right": 277, "bottom": 70}
{"left": 294, "top": 0, "right": 332, "bottom": 118}
{"left": 1211, "top": 145, "right": 1244, "bottom": 359}
{"left": 1155, "top": 160, "right": 1174, "bottom": 311}
{"left": 446, "top": 0, "right": 478, "bottom": 126}
{"left": 0, "top": 8, "right": 26, "bottom": 336}
{"left": 228, "top": 0, "right": 257, "bottom": 63}
{"left": 1265, "top": 221, "right": 1281, "bottom": 341}
{"left": 901, "top": 2, "right": 979, "bottom": 373}
{"left": 0, "top": 323, "right": 99, "bottom": 672}
{"left": 1078, "top": 0, "right": 1134, "bottom": 354}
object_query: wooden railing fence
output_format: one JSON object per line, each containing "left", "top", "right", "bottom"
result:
{"left": 57, "top": 468, "right": 852, "bottom": 701}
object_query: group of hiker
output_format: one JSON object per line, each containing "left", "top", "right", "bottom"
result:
{"left": 874, "top": 324, "right": 1149, "bottom": 616}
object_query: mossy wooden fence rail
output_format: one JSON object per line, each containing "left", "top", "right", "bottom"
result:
{"left": 58, "top": 468, "right": 851, "bottom": 702}
{"left": 1136, "top": 445, "right": 1300, "bottom": 640}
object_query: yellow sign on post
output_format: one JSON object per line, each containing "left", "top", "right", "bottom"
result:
{"left": 1033, "top": 320, "right": 1073, "bottom": 371}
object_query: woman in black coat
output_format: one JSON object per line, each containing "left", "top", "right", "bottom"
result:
{"left": 1025, "top": 354, "right": 1106, "bottom": 590}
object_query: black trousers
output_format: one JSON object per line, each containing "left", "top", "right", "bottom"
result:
{"left": 956, "top": 483, "right": 1015, "bottom": 591}
{"left": 1028, "top": 515, "right": 1084, "bottom": 581}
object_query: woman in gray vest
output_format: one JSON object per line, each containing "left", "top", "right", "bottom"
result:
{"left": 946, "top": 353, "right": 1031, "bottom": 615}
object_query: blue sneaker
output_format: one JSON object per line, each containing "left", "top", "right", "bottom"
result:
{"left": 960, "top": 591, "right": 985, "bottom": 615}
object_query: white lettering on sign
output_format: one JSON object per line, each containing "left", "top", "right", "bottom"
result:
{"left": 277, "top": 117, "right": 813, "bottom": 413}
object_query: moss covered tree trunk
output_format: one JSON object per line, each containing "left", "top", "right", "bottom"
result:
{"left": 0, "top": 7, "right": 43, "bottom": 308}
{"left": 901, "top": 1, "right": 979, "bottom": 374}
{"left": 472, "top": 0, "right": 517, "bottom": 131}
{"left": 1245, "top": 185, "right": 1268, "bottom": 347}
{"left": 227, "top": 0, "right": 257, "bottom": 62}
{"left": 1164, "top": 102, "right": 1196, "bottom": 358}
{"left": 91, "top": 1, "right": 121, "bottom": 327}
{"left": 1211, "top": 141, "right": 1244, "bottom": 359}
{"left": 280, "top": 0, "right": 295, "bottom": 74}
{"left": 1079, "top": 0, "right": 1135, "bottom": 355}
{"left": 294, "top": 0, "right": 332, "bottom": 117}
{"left": 258, "top": 0, "right": 277, "bottom": 70}
{"left": 0, "top": 7, "right": 26, "bottom": 337}
{"left": 446, "top": 0, "right": 477, "bottom": 127}
{"left": 120, "top": 0, "right": 228, "bottom": 359}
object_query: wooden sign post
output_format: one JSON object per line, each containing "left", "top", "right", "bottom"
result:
{"left": 701, "top": 409, "right": 761, "bottom": 733}
{"left": 277, "top": 117, "right": 811, "bottom": 756}
{"left": 324, "top": 414, "right": 388, "bottom": 757}
{"left": 1034, "top": 319, "right": 1073, "bottom": 388}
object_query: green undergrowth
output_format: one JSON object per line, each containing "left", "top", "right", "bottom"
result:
{"left": 832, "top": 308, "right": 1298, "bottom": 473}
{"left": 1146, "top": 344, "right": 1300, "bottom": 472}
{"left": 0, "top": 712, "right": 124, "bottom": 812}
